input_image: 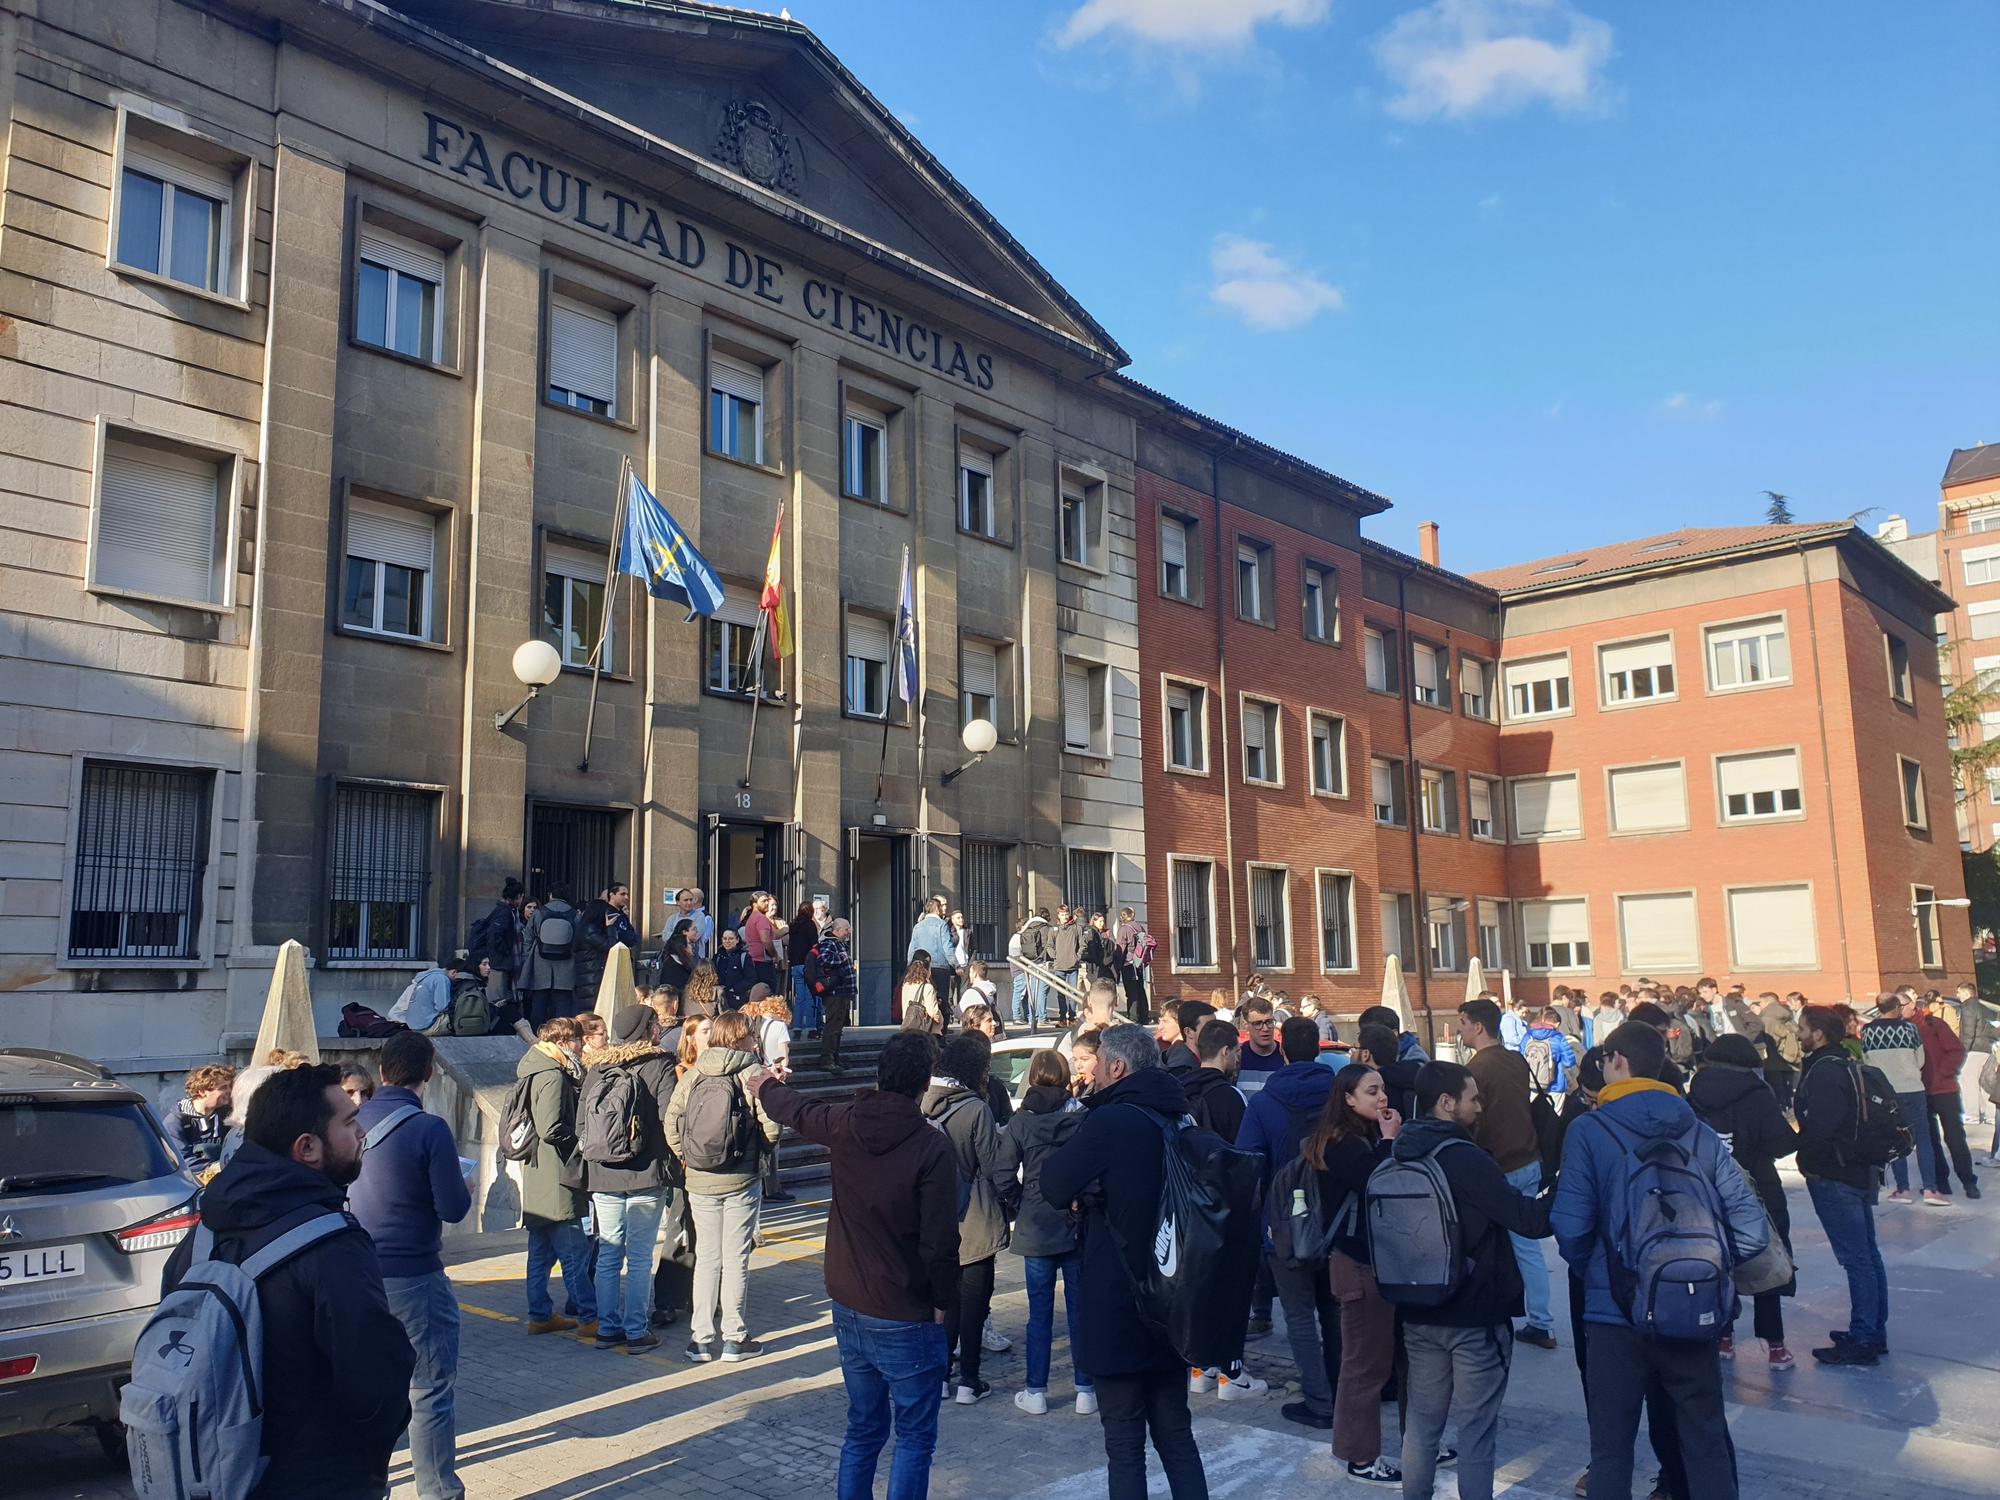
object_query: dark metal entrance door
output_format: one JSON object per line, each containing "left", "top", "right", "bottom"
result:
{"left": 703, "top": 816, "right": 784, "bottom": 932}
{"left": 848, "top": 828, "right": 910, "bottom": 1025}
{"left": 528, "top": 805, "right": 621, "bottom": 905}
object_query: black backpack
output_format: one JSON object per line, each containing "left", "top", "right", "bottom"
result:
{"left": 498, "top": 1074, "right": 542, "bottom": 1163}
{"left": 578, "top": 1064, "right": 646, "bottom": 1166}
{"left": 1843, "top": 1061, "right": 1915, "bottom": 1168}
{"left": 679, "top": 1071, "right": 757, "bottom": 1173}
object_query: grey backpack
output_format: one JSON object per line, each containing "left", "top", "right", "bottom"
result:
{"left": 122, "top": 1209, "right": 353, "bottom": 1499}
{"left": 1366, "top": 1138, "right": 1476, "bottom": 1307}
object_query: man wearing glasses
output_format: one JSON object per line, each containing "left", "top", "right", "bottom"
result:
{"left": 1235, "top": 995, "right": 1286, "bottom": 1097}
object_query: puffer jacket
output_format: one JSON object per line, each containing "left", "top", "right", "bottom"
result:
{"left": 1236, "top": 1059, "right": 1336, "bottom": 1178}
{"left": 1793, "top": 1044, "right": 1875, "bottom": 1189}
{"left": 998, "top": 1085, "right": 1083, "bottom": 1258}
{"left": 519, "top": 899, "right": 579, "bottom": 992}
{"left": 1049, "top": 920, "right": 1085, "bottom": 972}
{"left": 581, "top": 1040, "right": 682, "bottom": 1195}
{"left": 1552, "top": 1078, "right": 1769, "bottom": 1326}
{"left": 516, "top": 1041, "right": 587, "bottom": 1223}
{"left": 664, "top": 1045, "right": 782, "bottom": 1195}
{"left": 921, "top": 1077, "right": 1019, "bottom": 1263}
{"left": 1688, "top": 1061, "right": 1797, "bottom": 1294}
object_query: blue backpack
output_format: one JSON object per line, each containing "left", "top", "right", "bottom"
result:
{"left": 1599, "top": 1116, "right": 1738, "bottom": 1341}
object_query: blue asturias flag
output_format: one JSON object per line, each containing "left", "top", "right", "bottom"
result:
{"left": 893, "top": 545, "right": 918, "bottom": 704}
{"left": 617, "top": 470, "right": 725, "bottom": 621}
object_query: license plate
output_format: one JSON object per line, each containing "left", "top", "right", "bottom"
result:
{"left": 0, "top": 1243, "right": 87, "bottom": 1288}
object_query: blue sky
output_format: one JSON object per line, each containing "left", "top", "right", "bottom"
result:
{"left": 788, "top": 0, "right": 1999, "bottom": 570}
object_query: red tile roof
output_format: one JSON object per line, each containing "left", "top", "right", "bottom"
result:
{"left": 1469, "top": 523, "right": 1851, "bottom": 595}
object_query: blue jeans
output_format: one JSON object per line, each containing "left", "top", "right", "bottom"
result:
{"left": 526, "top": 1218, "right": 596, "bottom": 1322}
{"left": 792, "top": 963, "right": 822, "bottom": 1034}
{"left": 383, "top": 1270, "right": 464, "bottom": 1500}
{"left": 1807, "top": 1176, "right": 1888, "bottom": 1347}
{"left": 1055, "top": 969, "right": 1079, "bottom": 1022}
{"left": 1504, "top": 1161, "right": 1553, "bottom": 1332}
{"left": 1008, "top": 968, "right": 1028, "bottom": 1026}
{"left": 832, "top": 1301, "right": 948, "bottom": 1500}
{"left": 592, "top": 1189, "right": 666, "bottom": 1339}
{"left": 1023, "top": 1252, "right": 1091, "bottom": 1393}
{"left": 1889, "top": 1090, "right": 1942, "bottom": 1192}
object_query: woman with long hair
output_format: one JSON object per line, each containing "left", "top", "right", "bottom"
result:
{"left": 745, "top": 994, "right": 796, "bottom": 1204}
{"left": 787, "top": 899, "right": 822, "bottom": 1040}
{"left": 658, "top": 918, "right": 696, "bottom": 995}
{"left": 1302, "top": 1062, "right": 1404, "bottom": 1483}
{"left": 998, "top": 1049, "right": 1092, "bottom": 1415}
{"left": 899, "top": 953, "right": 942, "bottom": 1034}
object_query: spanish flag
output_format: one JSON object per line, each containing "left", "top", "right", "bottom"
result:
{"left": 760, "top": 506, "right": 793, "bottom": 658}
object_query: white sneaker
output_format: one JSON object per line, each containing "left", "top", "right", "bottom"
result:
{"left": 955, "top": 1381, "right": 991, "bottom": 1405}
{"left": 1014, "top": 1389, "right": 1048, "bottom": 1415}
{"left": 1217, "top": 1371, "right": 1268, "bottom": 1401}
{"left": 1188, "top": 1367, "right": 1217, "bottom": 1394}
{"left": 1075, "top": 1389, "right": 1099, "bottom": 1416}
{"left": 981, "top": 1323, "right": 1012, "bottom": 1353}
{"left": 1346, "top": 1458, "right": 1402, "bottom": 1484}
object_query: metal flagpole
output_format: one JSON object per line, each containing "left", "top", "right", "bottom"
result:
{"left": 579, "top": 455, "right": 631, "bottom": 773}
{"left": 738, "top": 605, "right": 770, "bottom": 790}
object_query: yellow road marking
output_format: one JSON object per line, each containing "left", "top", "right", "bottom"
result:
{"left": 460, "top": 1303, "right": 518, "bottom": 1324}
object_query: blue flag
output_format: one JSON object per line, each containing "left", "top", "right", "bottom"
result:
{"left": 617, "top": 470, "right": 725, "bottom": 621}
{"left": 893, "top": 545, "right": 918, "bottom": 704}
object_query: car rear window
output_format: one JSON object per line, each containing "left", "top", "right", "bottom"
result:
{"left": 0, "top": 1100, "right": 179, "bottom": 1195}
{"left": 990, "top": 1050, "right": 1035, "bottom": 1094}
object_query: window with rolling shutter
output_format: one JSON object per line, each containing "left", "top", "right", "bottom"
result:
{"left": 1600, "top": 635, "right": 1676, "bottom": 705}
{"left": 543, "top": 541, "right": 610, "bottom": 668}
{"left": 342, "top": 498, "right": 434, "bottom": 639}
{"left": 959, "top": 448, "right": 996, "bottom": 537}
{"left": 1309, "top": 712, "right": 1344, "bottom": 795}
{"left": 1725, "top": 885, "right": 1816, "bottom": 969}
{"left": 706, "top": 593, "right": 764, "bottom": 697}
{"left": 710, "top": 354, "right": 765, "bottom": 463}
{"left": 1510, "top": 773, "right": 1580, "bottom": 840}
{"left": 1171, "top": 858, "right": 1215, "bottom": 968}
{"left": 1412, "top": 642, "right": 1443, "bottom": 706}
{"left": 548, "top": 296, "right": 619, "bottom": 415}
{"left": 1063, "top": 661, "right": 1094, "bottom": 752}
{"left": 1160, "top": 513, "right": 1195, "bottom": 600}
{"left": 962, "top": 639, "right": 1000, "bottom": 727}
{"left": 1166, "top": 682, "right": 1206, "bottom": 772}
{"left": 1521, "top": 898, "right": 1592, "bottom": 972}
{"left": 1249, "top": 865, "right": 1289, "bottom": 969}
{"left": 843, "top": 413, "right": 887, "bottom": 503}
{"left": 1618, "top": 891, "right": 1699, "bottom": 972}
{"left": 1242, "top": 698, "right": 1277, "bottom": 783}
{"left": 1716, "top": 749, "right": 1803, "bottom": 821}
{"left": 1705, "top": 616, "right": 1790, "bottom": 689}
{"left": 356, "top": 228, "right": 445, "bottom": 362}
{"left": 1426, "top": 894, "right": 1465, "bottom": 972}
{"left": 1380, "top": 892, "right": 1415, "bottom": 967}
{"left": 1371, "top": 756, "right": 1405, "bottom": 826}
{"left": 1476, "top": 898, "right": 1510, "bottom": 970}
{"left": 95, "top": 437, "right": 226, "bottom": 605}
{"left": 1459, "top": 654, "right": 1493, "bottom": 719}
{"left": 1419, "top": 768, "right": 1458, "bottom": 834}
{"left": 1504, "top": 655, "right": 1571, "bottom": 719}
{"left": 845, "top": 610, "right": 891, "bottom": 718}
{"left": 1365, "top": 626, "right": 1400, "bottom": 693}
{"left": 116, "top": 136, "right": 237, "bottom": 295}
{"left": 1607, "top": 762, "right": 1686, "bottom": 834}
{"left": 1469, "top": 775, "right": 1501, "bottom": 839}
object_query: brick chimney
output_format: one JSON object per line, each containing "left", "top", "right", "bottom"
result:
{"left": 1418, "top": 520, "right": 1440, "bottom": 567}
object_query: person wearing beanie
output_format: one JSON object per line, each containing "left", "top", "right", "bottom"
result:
{"left": 581, "top": 1004, "right": 682, "bottom": 1353}
{"left": 1690, "top": 1033, "right": 1800, "bottom": 1368}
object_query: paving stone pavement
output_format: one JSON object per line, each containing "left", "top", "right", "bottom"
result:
{"left": 8, "top": 1164, "right": 1999, "bottom": 1497}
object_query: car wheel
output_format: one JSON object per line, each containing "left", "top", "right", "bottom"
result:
{"left": 92, "top": 1419, "right": 127, "bottom": 1465}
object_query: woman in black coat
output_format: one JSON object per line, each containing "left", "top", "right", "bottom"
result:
{"left": 1689, "top": 1033, "right": 1800, "bottom": 1367}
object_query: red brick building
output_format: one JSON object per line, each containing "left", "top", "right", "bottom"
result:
{"left": 1123, "top": 381, "right": 1967, "bottom": 1014}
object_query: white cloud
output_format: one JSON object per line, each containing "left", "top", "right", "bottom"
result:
{"left": 1478, "top": 191, "right": 1504, "bottom": 210}
{"left": 1376, "top": 0, "right": 1614, "bottom": 122}
{"left": 1055, "top": 0, "right": 1329, "bottom": 50}
{"left": 1207, "top": 234, "right": 1344, "bottom": 333}
{"left": 1659, "top": 392, "right": 1723, "bottom": 421}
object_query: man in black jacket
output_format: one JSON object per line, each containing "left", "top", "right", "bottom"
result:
{"left": 1183, "top": 1018, "right": 1247, "bottom": 1143}
{"left": 1157, "top": 1000, "right": 1214, "bottom": 1081}
{"left": 1396, "top": 1061, "right": 1553, "bottom": 1500}
{"left": 1042, "top": 1025, "right": 1208, "bottom": 1500}
{"left": 163, "top": 1064, "right": 415, "bottom": 1499}
{"left": 1794, "top": 1004, "right": 1890, "bottom": 1366}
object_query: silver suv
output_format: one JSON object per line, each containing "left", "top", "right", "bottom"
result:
{"left": 0, "top": 1048, "right": 196, "bottom": 1458}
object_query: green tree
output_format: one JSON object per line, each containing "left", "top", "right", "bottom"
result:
{"left": 1945, "top": 672, "right": 2000, "bottom": 797}
{"left": 1761, "top": 490, "right": 1794, "bottom": 524}
{"left": 1963, "top": 846, "right": 2000, "bottom": 947}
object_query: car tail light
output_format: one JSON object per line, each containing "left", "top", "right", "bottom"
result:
{"left": 116, "top": 1200, "right": 199, "bottom": 1254}
{"left": 0, "top": 1355, "right": 37, "bottom": 1380}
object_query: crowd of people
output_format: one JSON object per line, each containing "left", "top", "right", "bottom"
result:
{"left": 142, "top": 908, "right": 2000, "bottom": 1500}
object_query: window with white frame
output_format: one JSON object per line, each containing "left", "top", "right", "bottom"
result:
{"left": 67, "top": 761, "right": 213, "bottom": 961}
{"left": 1963, "top": 544, "right": 2000, "bottom": 586}
{"left": 1459, "top": 654, "right": 1494, "bottom": 719}
{"left": 1426, "top": 894, "right": 1465, "bottom": 973}
{"left": 1060, "top": 474, "right": 1100, "bottom": 568}
{"left": 1063, "top": 658, "right": 1109, "bottom": 756}
{"left": 1380, "top": 892, "right": 1415, "bottom": 969}
{"left": 92, "top": 433, "right": 230, "bottom": 606}
{"left": 1165, "top": 681, "right": 1208, "bottom": 773}
{"left": 959, "top": 448, "right": 995, "bottom": 538}
{"left": 705, "top": 595, "right": 764, "bottom": 698}
{"left": 1971, "top": 601, "right": 2000, "bottom": 642}
{"left": 326, "top": 782, "right": 434, "bottom": 962}
{"left": 1317, "top": 871, "right": 1355, "bottom": 971}
{"left": 341, "top": 498, "right": 434, "bottom": 640}
{"left": 1885, "top": 632, "right": 1914, "bottom": 703}
{"left": 709, "top": 354, "right": 765, "bottom": 464}
{"left": 1706, "top": 615, "right": 1791, "bottom": 690}
{"left": 1365, "top": 625, "right": 1401, "bottom": 693}
{"left": 1607, "top": 761, "right": 1687, "bottom": 834}
{"left": 1618, "top": 891, "right": 1699, "bottom": 973}
{"left": 356, "top": 227, "right": 445, "bottom": 363}
{"left": 1476, "top": 897, "right": 1511, "bottom": 970}
{"left": 962, "top": 639, "right": 1001, "bottom": 728}
{"left": 1235, "top": 539, "right": 1274, "bottom": 624}
{"left": 843, "top": 412, "right": 887, "bottom": 503}
{"left": 1249, "top": 865, "right": 1290, "bottom": 969}
{"left": 844, "top": 610, "right": 892, "bottom": 719}
{"left": 1966, "top": 506, "right": 2000, "bottom": 535}
{"left": 1469, "top": 775, "right": 1502, "bottom": 840}
{"left": 1510, "top": 772, "right": 1581, "bottom": 840}
{"left": 1601, "top": 635, "right": 1676, "bottom": 706}
{"left": 1302, "top": 563, "right": 1336, "bottom": 642}
{"left": 1725, "top": 884, "right": 1816, "bottom": 969}
{"left": 1419, "top": 767, "right": 1459, "bottom": 835}
{"left": 1914, "top": 884, "right": 1942, "bottom": 968}
{"left": 115, "top": 134, "right": 239, "bottom": 296}
{"left": 1504, "top": 654, "right": 1572, "bottom": 719}
{"left": 1242, "top": 698, "right": 1280, "bottom": 783}
{"left": 1371, "top": 756, "right": 1407, "bottom": 826}
{"left": 546, "top": 294, "right": 618, "bottom": 416}
{"left": 542, "top": 541, "right": 609, "bottom": 669}
{"left": 1521, "top": 899, "right": 1592, "bottom": 972}
{"left": 1170, "top": 857, "right": 1216, "bottom": 968}
{"left": 1308, "top": 712, "right": 1345, "bottom": 796}
{"left": 1899, "top": 755, "right": 1928, "bottom": 829}
{"left": 1160, "top": 511, "right": 1197, "bottom": 601}
{"left": 1412, "top": 641, "right": 1445, "bottom": 707}
{"left": 1717, "top": 749, "right": 1803, "bottom": 822}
